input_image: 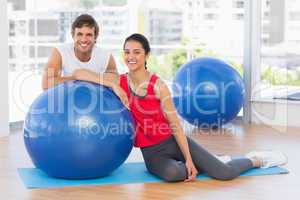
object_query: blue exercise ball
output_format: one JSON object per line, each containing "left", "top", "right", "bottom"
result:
{"left": 172, "top": 57, "right": 245, "bottom": 127}
{"left": 24, "top": 80, "right": 134, "bottom": 179}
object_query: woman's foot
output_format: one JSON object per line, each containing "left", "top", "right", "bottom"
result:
{"left": 246, "top": 150, "right": 288, "bottom": 168}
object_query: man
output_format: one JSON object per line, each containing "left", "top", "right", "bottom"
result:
{"left": 42, "top": 14, "right": 117, "bottom": 90}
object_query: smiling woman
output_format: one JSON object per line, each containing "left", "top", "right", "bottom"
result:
{"left": 123, "top": 34, "right": 151, "bottom": 71}
{"left": 72, "top": 33, "right": 288, "bottom": 183}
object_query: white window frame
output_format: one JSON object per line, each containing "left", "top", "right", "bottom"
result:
{"left": 0, "top": 1, "right": 9, "bottom": 136}
{"left": 243, "top": 0, "right": 261, "bottom": 123}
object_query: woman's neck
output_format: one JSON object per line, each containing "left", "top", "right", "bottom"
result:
{"left": 128, "top": 69, "right": 150, "bottom": 85}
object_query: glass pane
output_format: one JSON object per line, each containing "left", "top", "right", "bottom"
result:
{"left": 8, "top": 0, "right": 245, "bottom": 122}
{"left": 7, "top": 0, "right": 129, "bottom": 122}
{"left": 260, "top": 0, "right": 300, "bottom": 98}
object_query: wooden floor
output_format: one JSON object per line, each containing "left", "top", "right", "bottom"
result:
{"left": 1, "top": 123, "right": 299, "bottom": 200}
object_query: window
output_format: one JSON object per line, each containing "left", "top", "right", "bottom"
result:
{"left": 204, "top": 0, "right": 219, "bottom": 8}
{"left": 233, "top": 0, "right": 244, "bottom": 8}
{"left": 289, "top": 11, "right": 300, "bottom": 21}
{"left": 233, "top": 13, "right": 244, "bottom": 20}
{"left": 203, "top": 13, "right": 219, "bottom": 20}
{"left": 259, "top": 0, "right": 300, "bottom": 99}
{"left": 8, "top": 0, "right": 245, "bottom": 122}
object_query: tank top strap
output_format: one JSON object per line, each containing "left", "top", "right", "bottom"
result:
{"left": 147, "top": 74, "right": 159, "bottom": 95}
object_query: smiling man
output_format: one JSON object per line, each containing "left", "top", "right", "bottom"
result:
{"left": 42, "top": 14, "right": 117, "bottom": 90}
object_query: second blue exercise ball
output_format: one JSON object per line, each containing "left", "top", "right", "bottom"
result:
{"left": 24, "top": 81, "right": 134, "bottom": 179}
{"left": 172, "top": 57, "right": 245, "bottom": 127}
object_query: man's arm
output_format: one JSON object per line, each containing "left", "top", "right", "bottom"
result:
{"left": 72, "top": 69, "right": 129, "bottom": 109}
{"left": 42, "top": 48, "right": 73, "bottom": 90}
{"left": 104, "top": 54, "right": 118, "bottom": 74}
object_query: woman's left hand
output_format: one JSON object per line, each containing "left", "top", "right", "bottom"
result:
{"left": 184, "top": 158, "right": 198, "bottom": 182}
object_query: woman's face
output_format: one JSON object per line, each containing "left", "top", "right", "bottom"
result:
{"left": 123, "top": 40, "right": 148, "bottom": 71}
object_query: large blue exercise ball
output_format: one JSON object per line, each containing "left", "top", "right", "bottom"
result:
{"left": 172, "top": 57, "right": 245, "bottom": 127}
{"left": 24, "top": 80, "right": 134, "bottom": 179}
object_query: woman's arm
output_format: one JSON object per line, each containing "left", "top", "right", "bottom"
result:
{"left": 154, "top": 79, "right": 198, "bottom": 181}
{"left": 73, "top": 69, "right": 129, "bottom": 109}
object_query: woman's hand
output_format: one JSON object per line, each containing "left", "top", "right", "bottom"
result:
{"left": 184, "top": 158, "right": 198, "bottom": 182}
{"left": 112, "top": 85, "right": 130, "bottom": 110}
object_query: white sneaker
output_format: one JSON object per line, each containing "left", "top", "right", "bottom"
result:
{"left": 246, "top": 150, "right": 288, "bottom": 168}
{"left": 215, "top": 155, "right": 232, "bottom": 163}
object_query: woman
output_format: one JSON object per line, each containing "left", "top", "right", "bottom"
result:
{"left": 73, "top": 33, "right": 287, "bottom": 182}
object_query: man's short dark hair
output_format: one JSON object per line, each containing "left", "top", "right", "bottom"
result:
{"left": 71, "top": 14, "right": 99, "bottom": 39}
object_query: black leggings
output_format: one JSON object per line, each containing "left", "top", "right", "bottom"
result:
{"left": 141, "top": 135, "right": 253, "bottom": 182}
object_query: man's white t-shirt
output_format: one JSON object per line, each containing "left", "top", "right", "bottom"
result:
{"left": 56, "top": 43, "right": 111, "bottom": 76}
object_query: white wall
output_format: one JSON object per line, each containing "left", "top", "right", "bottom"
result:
{"left": 0, "top": 1, "right": 9, "bottom": 137}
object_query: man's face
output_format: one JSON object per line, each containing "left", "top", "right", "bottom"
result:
{"left": 72, "top": 26, "right": 97, "bottom": 54}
